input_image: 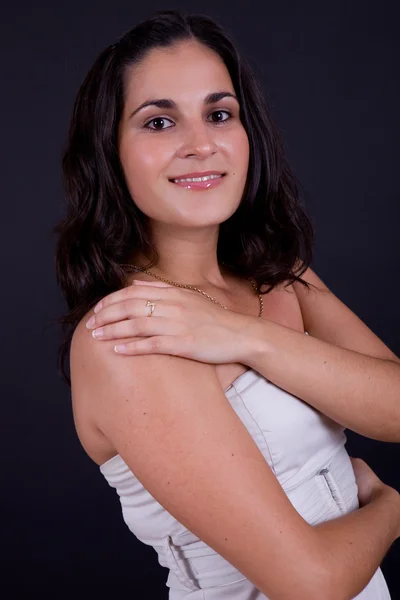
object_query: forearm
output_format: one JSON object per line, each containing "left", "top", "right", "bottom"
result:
{"left": 244, "top": 318, "right": 400, "bottom": 441}
{"left": 314, "top": 486, "right": 399, "bottom": 599}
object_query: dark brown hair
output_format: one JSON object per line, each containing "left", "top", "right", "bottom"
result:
{"left": 54, "top": 9, "right": 314, "bottom": 386}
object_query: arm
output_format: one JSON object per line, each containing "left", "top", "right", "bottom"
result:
{"left": 315, "top": 485, "right": 399, "bottom": 600}
{"left": 71, "top": 324, "right": 400, "bottom": 600}
{"left": 242, "top": 268, "right": 400, "bottom": 442}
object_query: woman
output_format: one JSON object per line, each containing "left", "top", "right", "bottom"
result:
{"left": 54, "top": 9, "right": 400, "bottom": 599}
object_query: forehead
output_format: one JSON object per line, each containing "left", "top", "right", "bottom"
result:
{"left": 124, "top": 41, "right": 234, "bottom": 102}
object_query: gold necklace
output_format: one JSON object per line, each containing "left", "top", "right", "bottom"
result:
{"left": 131, "top": 263, "right": 264, "bottom": 318}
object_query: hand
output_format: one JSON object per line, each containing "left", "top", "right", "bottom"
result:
{"left": 85, "top": 279, "right": 255, "bottom": 364}
{"left": 352, "top": 457, "right": 400, "bottom": 540}
{"left": 350, "top": 457, "right": 397, "bottom": 507}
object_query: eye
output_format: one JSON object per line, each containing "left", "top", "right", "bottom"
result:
{"left": 143, "top": 116, "right": 174, "bottom": 131}
{"left": 207, "top": 109, "right": 232, "bottom": 124}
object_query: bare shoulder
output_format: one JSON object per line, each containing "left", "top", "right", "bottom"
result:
{"left": 69, "top": 308, "right": 222, "bottom": 463}
{"left": 292, "top": 265, "right": 399, "bottom": 362}
{"left": 70, "top": 308, "right": 219, "bottom": 426}
{"left": 70, "top": 307, "right": 219, "bottom": 404}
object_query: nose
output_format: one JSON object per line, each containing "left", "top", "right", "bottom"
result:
{"left": 177, "top": 121, "right": 218, "bottom": 159}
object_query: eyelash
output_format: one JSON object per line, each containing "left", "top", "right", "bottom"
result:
{"left": 143, "top": 109, "right": 233, "bottom": 131}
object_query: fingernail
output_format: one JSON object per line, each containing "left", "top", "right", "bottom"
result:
{"left": 94, "top": 302, "right": 102, "bottom": 313}
{"left": 86, "top": 316, "right": 95, "bottom": 329}
{"left": 114, "top": 344, "right": 127, "bottom": 353}
{"left": 92, "top": 328, "right": 104, "bottom": 339}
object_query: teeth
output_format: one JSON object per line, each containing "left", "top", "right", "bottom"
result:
{"left": 173, "top": 174, "right": 222, "bottom": 183}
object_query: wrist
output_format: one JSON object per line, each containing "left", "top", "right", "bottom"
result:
{"left": 240, "top": 316, "right": 272, "bottom": 369}
{"left": 371, "top": 484, "right": 400, "bottom": 541}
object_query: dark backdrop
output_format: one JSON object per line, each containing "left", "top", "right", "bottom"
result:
{"left": 2, "top": 0, "right": 399, "bottom": 598}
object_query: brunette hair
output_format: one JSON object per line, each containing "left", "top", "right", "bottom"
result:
{"left": 54, "top": 9, "right": 315, "bottom": 386}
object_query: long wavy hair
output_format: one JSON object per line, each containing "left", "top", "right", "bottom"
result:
{"left": 54, "top": 9, "right": 315, "bottom": 386}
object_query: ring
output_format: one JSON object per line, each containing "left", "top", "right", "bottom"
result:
{"left": 146, "top": 300, "right": 156, "bottom": 317}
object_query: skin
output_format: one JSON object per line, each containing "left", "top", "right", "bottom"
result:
{"left": 117, "top": 39, "right": 250, "bottom": 290}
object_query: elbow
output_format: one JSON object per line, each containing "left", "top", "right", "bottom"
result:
{"left": 364, "top": 422, "right": 400, "bottom": 443}
{"left": 298, "top": 557, "right": 347, "bottom": 600}
{"left": 272, "top": 559, "right": 342, "bottom": 600}
{"left": 309, "top": 569, "right": 338, "bottom": 600}
{"left": 311, "top": 557, "right": 351, "bottom": 600}
{"left": 260, "top": 531, "right": 347, "bottom": 600}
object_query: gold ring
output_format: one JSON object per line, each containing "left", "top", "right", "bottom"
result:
{"left": 146, "top": 300, "right": 156, "bottom": 317}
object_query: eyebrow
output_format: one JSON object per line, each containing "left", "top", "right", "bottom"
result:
{"left": 128, "top": 91, "right": 239, "bottom": 119}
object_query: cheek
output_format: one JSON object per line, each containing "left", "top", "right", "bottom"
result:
{"left": 224, "top": 128, "right": 250, "bottom": 169}
{"left": 121, "top": 137, "right": 169, "bottom": 183}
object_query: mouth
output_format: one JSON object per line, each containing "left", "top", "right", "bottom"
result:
{"left": 168, "top": 173, "right": 226, "bottom": 190}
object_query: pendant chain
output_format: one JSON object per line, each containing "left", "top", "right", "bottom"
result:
{"left": 130, "top": 262, "right": 264, "bottom": 318}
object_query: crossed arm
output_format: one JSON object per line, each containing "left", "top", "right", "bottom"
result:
{"left": 243, "top": 267, "right": 400, "bottom": 442}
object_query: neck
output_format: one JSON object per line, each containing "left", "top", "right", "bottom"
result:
{"left": 129, "top": 224, "right": 232, "bottom": 288}
{"left": 130, "top": 257, "right": 234, "bottom": 291}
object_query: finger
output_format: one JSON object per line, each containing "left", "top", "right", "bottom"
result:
{"left": 114, "top": 335, "right": 183, "bottom": 356}
{"left": 90, "top": 298, "right": 186, "bottom": 329}
{"left": 91, "top": 317, "right": 183, "bottom": 340}
{"left": 88, "top": 298, "right": 158, "bottom": 329}
{"left": 93, "top": 282, "right": 173, "bottom": 314}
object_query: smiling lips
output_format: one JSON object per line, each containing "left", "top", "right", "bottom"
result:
{"left": 169, "top": 171, "right": 226, "bottom": 190}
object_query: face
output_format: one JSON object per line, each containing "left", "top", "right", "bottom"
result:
{"left": 118, "top": 40, "right": 250, "bottom": 230}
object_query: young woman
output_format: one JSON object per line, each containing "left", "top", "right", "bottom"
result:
{"left": 54, "top": 9, "right": 400, "bottom": 599}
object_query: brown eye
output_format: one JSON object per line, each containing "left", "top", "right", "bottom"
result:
{"left": 144, "top": 117, "right": 174, "bottom": 131}
{"left": 208, "top": 110, "right": 232, "bottom": 124}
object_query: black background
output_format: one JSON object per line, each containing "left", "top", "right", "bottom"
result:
{"left": 2, "top": 0, "right": 399, "bottom": 598}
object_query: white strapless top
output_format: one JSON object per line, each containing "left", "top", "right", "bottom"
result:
{"left": 99, "top": 332, "right": 391, "bottom": 599}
